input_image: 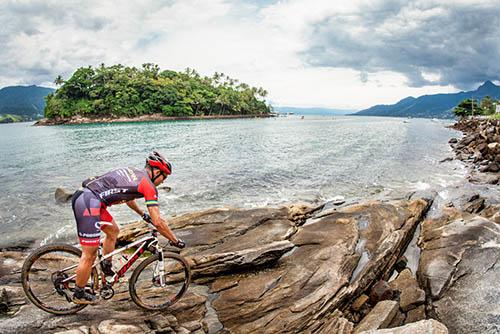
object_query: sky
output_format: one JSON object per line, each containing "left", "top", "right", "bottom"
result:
{"left": 1, "top": 0, "right": 500, "bottom": 110}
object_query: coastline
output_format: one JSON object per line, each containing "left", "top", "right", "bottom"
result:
{"left": 34, "top": 113, "right": 275, "bottom": 126}
{"left": 1, "top": 119, "right": 498, "bottom": 333}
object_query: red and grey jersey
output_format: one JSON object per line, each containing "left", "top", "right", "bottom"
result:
{"left": 83, "top": 167, "right": 158, "bottom": 207}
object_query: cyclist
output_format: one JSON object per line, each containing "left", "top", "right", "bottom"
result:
{"left": 71, "top": 151, "right": 184, "bottom": 304}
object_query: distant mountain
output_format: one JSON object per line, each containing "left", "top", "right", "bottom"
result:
{"left": 0, "top": 85, "right": 55, "bottom": 120}
{"left": 354, "top": 81, "right": 500, "bottom": 118}
{"left": 274, "top": 106, "right": 355, "bottom": 116}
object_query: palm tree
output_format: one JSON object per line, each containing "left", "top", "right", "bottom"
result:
{"left": 54, "top": 75, "right": 64, "bottom": 86}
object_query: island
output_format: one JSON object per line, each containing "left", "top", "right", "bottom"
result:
{"left": 36, "top": 64, "right": 273, "bottom": 125}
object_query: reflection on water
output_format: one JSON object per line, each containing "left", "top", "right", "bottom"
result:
{"left": 0, "top": 116, "right": 464, "bottom": 247}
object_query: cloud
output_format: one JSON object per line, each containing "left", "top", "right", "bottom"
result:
{"left": 301, "top": 0, "right": 500, "bottom": 89}
{"left": 0, "top": 0, "right": 497, "bottom": 108}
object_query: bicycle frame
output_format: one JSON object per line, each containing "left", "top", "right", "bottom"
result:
{"left": 61, "top": 232, "right": 165, "bottom": 287}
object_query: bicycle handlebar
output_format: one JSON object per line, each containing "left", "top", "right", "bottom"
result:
{"left": 141, "top": 213, "right": 185, "bottom": 249}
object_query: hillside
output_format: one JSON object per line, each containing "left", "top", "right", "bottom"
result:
{"left": 0, "top": 85, "right": 54, "bottom": 120}
{"left": 355, "top": 81, "right": 500, "bottom": 118}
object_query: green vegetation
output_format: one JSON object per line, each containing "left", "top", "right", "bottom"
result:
{"left": 453, "top": 96, "right": 499, "bottom": 117}
{"left": 0, "top": 114, "right": 23, "bottom": 123}
{"left": 45, "top": 64, "right": 271, "bottom": 119}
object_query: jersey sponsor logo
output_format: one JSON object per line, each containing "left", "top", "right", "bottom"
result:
{"left": 79, "top": 231, "right": 100, "bottom": 238}
{"left": 126, "top": 167, "right": 138, "bottom": 181}
{"left": 99, "top": 188, "right": 129, "bottom": 199}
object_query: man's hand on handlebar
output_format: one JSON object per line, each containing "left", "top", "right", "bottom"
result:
{"left": 171, "top": 238, "right": 185, "bottom": 249}
{"left": 143, "top": 212, "right": 184, "bottom": 248}
{"left": 142, "top": 212, "right": 153, "bottom": 224}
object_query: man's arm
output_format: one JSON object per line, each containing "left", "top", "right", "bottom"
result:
{"left": 147, "top": 205, "right": 178, "bottom": 243}
{"left": 126, "top": 200, "right": 144, "bottom": 216}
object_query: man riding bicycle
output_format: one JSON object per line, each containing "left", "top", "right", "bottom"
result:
{"left": 71, "top": 151, "right": 184, "bottom": 304}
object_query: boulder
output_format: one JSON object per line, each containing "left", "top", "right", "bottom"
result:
{"left": 369, "top": 280, "right": 394, "bottom": 304}
{"left": 54, "top": 187, "right": 75, "bottom": 204}
{"left": 359, "top": 319, "right": 448, "bottom": 334}
{"left": 418, "top": 208, "right": 500, "bottom": 333}
{"left": 98, "top": 320, "right": 144, "bottom": 334}
{"left": 399, "top": 286, "right": 425, "bottom": 312}
{"left": 405, "top": 305, "right": 426, "bottom": 324}
{"left": 354, "top": 300, "right": 399, "bottom": 333}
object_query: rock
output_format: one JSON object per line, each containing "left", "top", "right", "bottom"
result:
{"left": 387, "top": 310, "right": 405, "bottom": 328}
{"left": 488, "top": 162, "right": 499, "bottom": 172}
{"left": 54, "top": 187, "right": 75, "bottom": 204}
{"left": 0, "top": 289, "right": 9, "bottom": 314}
{"left": 181, "top": 321, "right": 202, "bottom": 332}
{"left": 0, "top": 199, "right": 431, "bottom": 334}
{"left": 358, "top": 319, "right": 448, "bottom": 333}
{"left": 53, "top": 330, "right": 87, "bottom": 334}
{"left": 393, "top": 256, "right": 408, "bottom": 273}
{"left": 97, "top": 320, "right": 144, "bottom": 334}
{"left": 389, "top": 268, "right": 417, "bottom": 292}
{"left": 286, "top": 202, "right": 321, "bottom": 223}
{"left": 145, "top": 314, "right": 174, "bottom": 330}
{"left": 439, "top": 157, "right": 453, "bottom": 163}
{"left": 452, "top": 193, "right": 485, "bottom": 214}
{"left": 405, "top": 304, "right": 425, "bottom": 324}
{"left": 316, "top": 310, "right": 354, "bottom": 334}
{"left": 448, "top": 138, "right": 458, "bottom": 144}
{"left": 488, "top": 142, "right": 498, "bottom": 150}
{"left": 468, "top": 173, "right": 499, "bottom": 185}
{"left": 352, "top": 294, "right": 370, "bottom": 312}
{"left": 399, "top": 286, "right": 425, "bottom": 311}
{"left": 175, "top": 327, "right": 191, "bottom": 334}
{"left": 210, "top": 199, "right": 429, "bottom": 333}
{"left": 354, "top": 300, "right": 399, "bottom": 333}
{"left": 418, "top": 208, "right": 500, "bottom": 333}
{"left": 369, "top": 280, "right": 394, "bottom": 304}
{"left": 190, "top": 240, "right": 295, "bottom": 277}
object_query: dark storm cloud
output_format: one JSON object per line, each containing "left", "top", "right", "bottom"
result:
{"left": 303, "top": 1, "right": 500, "bottom": 88}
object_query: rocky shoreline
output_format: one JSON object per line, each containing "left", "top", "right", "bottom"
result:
{"left": 1, "top": 118, "right": 499, "bottom": 334}
{"left": 34, "top": 113, "right": 275, "bottom": 126}
{"left": 449, "top": 118, "right": 500, "bottom": 181}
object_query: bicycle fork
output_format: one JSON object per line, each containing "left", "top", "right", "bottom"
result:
{"left": 154, "top": 247, "right": 166, "bottom": 287}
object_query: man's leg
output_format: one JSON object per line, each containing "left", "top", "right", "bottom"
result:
{"left": 73, "top": 245, "right": 99, "bottom": 304}
{"left": 100, "top": 220, "right": 119, "bottom": 257}
{"left": 75, "top": 245, "right": 98, "bottom": 287}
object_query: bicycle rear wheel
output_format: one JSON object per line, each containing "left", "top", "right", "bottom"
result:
{"left": 129, "top": 252, "right": 191, "bottom": 310}
{"left": 21, "top": 243, "right": 98, "bottom": 315}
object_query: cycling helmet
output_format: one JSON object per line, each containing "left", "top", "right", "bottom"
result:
{"left": 146, "top": 151, "right": 172, "bottom": 176}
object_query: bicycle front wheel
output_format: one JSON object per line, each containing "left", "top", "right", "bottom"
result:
{"left": 21, "top": 243, "right": 98, "bottom": 315}
{"left": 129, "top": 252, "right": 191, "bottom": 310}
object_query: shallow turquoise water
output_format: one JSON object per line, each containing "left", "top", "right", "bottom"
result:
{"left": 0, "top": 116, "right": 464, "bottom": 247}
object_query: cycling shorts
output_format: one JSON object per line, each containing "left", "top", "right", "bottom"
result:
{"left": 72, "top": 188, "right": 113, "bottom": 246}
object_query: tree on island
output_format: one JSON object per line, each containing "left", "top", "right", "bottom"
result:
{"left": 44, "top": 64, "right": 271, "bottom": 119}
{"left": 453, "top": 96, "right": 498, "bottom": 117}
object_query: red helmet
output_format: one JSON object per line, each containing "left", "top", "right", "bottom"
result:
{"left": 146, "top": 151, "right": 172, "bottom": 176}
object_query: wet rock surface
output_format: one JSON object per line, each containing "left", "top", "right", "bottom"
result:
{"left": 0, "top": 198, "right": 432, "bottom": 334}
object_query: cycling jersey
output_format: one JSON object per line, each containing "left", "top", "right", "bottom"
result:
{"left": 73, "top": 167, "right": 158, "bottom": 246}
{"left": 83, "top": 167, "right": 158, "bottom": 207}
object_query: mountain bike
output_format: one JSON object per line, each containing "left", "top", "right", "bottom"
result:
{"left": 21, "top": 224, "right": 191, "bottom": 315}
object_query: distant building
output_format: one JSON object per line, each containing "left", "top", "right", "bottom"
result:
{"left": 496, "top": 104, "right": 500, "bottom": 114}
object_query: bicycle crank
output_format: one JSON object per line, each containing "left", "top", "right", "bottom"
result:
{"left": 100, "top": 285, "right": 114, "bottom": 300}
